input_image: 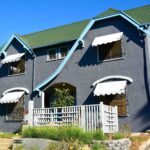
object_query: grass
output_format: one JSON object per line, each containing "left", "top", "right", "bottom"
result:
{"left": 22, "top": 126, "right": 105, "bottom": 144}
{"left": 129, "top": 134, "right": 150, "bottom": 150}
{"left": 0, "top": 132, "right": 16, "bottom": 138}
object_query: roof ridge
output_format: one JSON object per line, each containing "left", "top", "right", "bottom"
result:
{"left": 22, "top": 19, "right": 90, "bottom": 37}
{"left": 125, "top": 4, "right": 150, "bottom": 12}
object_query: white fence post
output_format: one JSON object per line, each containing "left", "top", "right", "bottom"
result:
{"left": 80, "top": 105, "right": 86, "bottom": 131}
{"left": 100, "top": 102, "right": 105, "bottom": 132}
{"left": 115, "top": 106, "right": 119, "bottom": 132}
{"left": 27, "top": 100, "right": 34, "bottom": 126}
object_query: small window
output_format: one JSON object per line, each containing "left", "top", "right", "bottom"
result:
{"left": 59, "top": 46, "right": 68, "bottom": 59}
{"left": 9, "top": 56, "right": 25, "bottom": 75}
{"left": 47, "top": 48, "right": 57, "bottom": 61}
{"left": 98, "top": 40, "right": 122, "bottom": 61}
{"left": 100, "top": 94, "right": 127, "bottom": 117}
{"left": 6, "top": 95, "right": 24, "bottom": 121}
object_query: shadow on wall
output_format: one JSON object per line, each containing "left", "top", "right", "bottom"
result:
{"left": 83, "top": 91, "right": 100, "bottom": 105}
{"left": 79, "top": 17, "right": 144, "bottom": 67}
{"left": 0, "top": 104, "right": 7, "bottom": 116}
{"left": 134, "top": 102, "right": 150, "bottom": 132}
{"left": 0, "top": 64, "right": 9, "bottom": 77}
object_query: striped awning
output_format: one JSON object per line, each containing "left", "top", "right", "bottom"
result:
{"left": 92, "top": 32, "right": 123, "bottom": 47}
{"left": 94, "top": 81, "right": 127, "bottom": 96}
{"left": 0, "top": 91, "right": 24, "bottom": 103}
{"left": 1, "top": 53, "right": 25, "bottom": 64}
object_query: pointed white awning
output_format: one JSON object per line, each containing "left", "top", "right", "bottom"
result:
{"left": 1, "top": 53, "right": 25, "bottom": 64}
{"left": 94, "top": 81, "right": 127, "bottom": 96}
{"left": 0, "top": 91, "right": 24, "bottom": 103}
{"left": 92, "top": 32, "right": 123, "bottom": 47}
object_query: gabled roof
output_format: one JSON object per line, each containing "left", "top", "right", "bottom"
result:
{"left": 21, "top": 20, "right": 90, "bottom": 49}
{"left": 33, "top": 5, "right": 150, "bottom": 92}
{"left": 125, "top": 5, "right": 150, "bottom": 25}
{"left": 94, "top": 8, "right": 119, "bottom": 19}
{"left": 94, "top": 5, "right": 150, "bottom": 25}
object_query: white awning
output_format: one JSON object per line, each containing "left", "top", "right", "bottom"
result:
{"left": 92, "top": 32, "right": 123, "bottom": 47}
{"left": 1, "top": 53, "right": 25, "bottom": 64}
{"left": 0, "top": 91, "right": 24, "bottom": 103}
{"left": 94, "top": 81, "right": 127, "bottom": 96}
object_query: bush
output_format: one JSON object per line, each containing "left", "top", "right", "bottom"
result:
{"left": 93, "top": 129, "right": 105, "bottom": 140}
{"left": 22, "top": 126, "right": 105, "bottom": 144}
{"left": 0, "top": 132, "right": 15, "bottom": 138}
{"left": 92, "top": 143, "right": 108, "bottom": 150}
{"left": 112, "top": 132, "right": 125, "bottom": 140}
{"left": 46, "top": 139, "right": 82, "bottom": 150}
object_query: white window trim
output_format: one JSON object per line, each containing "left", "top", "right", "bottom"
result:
{"left": 47, "top": 48, "right": 57, "bottom": 61}
{"left": 58, "top": 46, "right": 68, "bottom": 59}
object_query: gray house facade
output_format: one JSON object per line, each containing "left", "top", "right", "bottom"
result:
{"left": 0, "top": 5, "right": 150, "bottom": 132}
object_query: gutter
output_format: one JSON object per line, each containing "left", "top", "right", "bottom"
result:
{"left": 34, "top": 12, "right": 150, "bottom": 92}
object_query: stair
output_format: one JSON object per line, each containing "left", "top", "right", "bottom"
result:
{"left": 0, "top": 138, "right": 13, "bottom": 150}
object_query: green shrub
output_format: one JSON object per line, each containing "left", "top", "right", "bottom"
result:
{"left": 79, "top": 131, "right": 94, "bottom": 144}
{"left": 0, "top": 132, "right": 15, "bottom": 138}
{"left": 22, "top": 126, "right": 105, "bottom": 144}
{"left": 92, "top": 143, "right": 108, "bottom": 150}
{"left": 93, "top": 129, "right": 105, "bottom": 140}
{"left": 45, "top": 139, "right": 82, "bottom": 150}
{"left": 112, "top": 132, "right": 125, "bottom": 140}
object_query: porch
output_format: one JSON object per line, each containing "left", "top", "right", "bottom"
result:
{"left": 33, "top": 102, "right": 118, "bottom": 133}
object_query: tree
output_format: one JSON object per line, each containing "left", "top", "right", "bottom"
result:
{"left": 51, "top": 88, "right": 74, "bottom": 107}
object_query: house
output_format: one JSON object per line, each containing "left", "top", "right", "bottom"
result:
{"left": 0, "top": 5, "right": 150, "bottom": 132}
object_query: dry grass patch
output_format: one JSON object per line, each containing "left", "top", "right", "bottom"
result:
{"left": 129, "top": 133, "right": 150, "bottom": 150}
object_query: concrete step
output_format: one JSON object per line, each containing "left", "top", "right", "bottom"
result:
{"left": 0, "top": 138, "right": 13, "bottom": 150}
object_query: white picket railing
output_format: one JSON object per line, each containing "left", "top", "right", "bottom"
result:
{"left": 33, "top": 102, "right": 118, "bottom": 133}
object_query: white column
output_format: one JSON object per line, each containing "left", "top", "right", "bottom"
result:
{"left": 41, "top": 91, "right": 45, "bottom": 108}
{"left": 28, "top": 100, "right": 34, "bottom": 126}
{"left": 100, "top": 102, "right": 105, "bottom": 132}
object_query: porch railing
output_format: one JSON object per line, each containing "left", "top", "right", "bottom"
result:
{"left": 33, "top": 102, "right": 118, "bottom": 133}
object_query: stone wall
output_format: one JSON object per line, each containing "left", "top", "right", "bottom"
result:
{"left": 93, "top": 138, "right": 131, "bottom": 150}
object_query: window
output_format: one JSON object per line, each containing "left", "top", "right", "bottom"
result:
{"left": 6, "top": 95, "right": 24, "bottom": 121}
{"left": 9, "top": 56, "right": 25, "bottom": 75}
{"left": 47, "top": 46, "right": 68, "bottom": 61}
{"left": 100, "top": 94, "right": 127, "bottom": 117}
{"left": 98, "top": 40, "right": 122, "bottom": 61}
{"left": 59, "top": 46, "right": 68, "bottom": 59}
{"left": 47, "top": 48, "right": 57, "bottom": 61}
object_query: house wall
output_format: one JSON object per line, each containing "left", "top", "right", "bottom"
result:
{"left": 0, "top": 39, "right": 33, "bottom": 132}
{"left": 33, "top": 17, "right": 150, "bottom": 132}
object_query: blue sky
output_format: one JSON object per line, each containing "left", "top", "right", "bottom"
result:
{"left": 0, "top": 0, "right": 149, "bottom": 45}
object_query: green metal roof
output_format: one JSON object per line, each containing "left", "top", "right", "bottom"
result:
{"left": 21, "top": 19, "right": 90, "bottom": 49}
{"left": 94, "top": 4, "right": 150, "bottom": 25}
{"left": 94, "top": 8, "right": 119, "bottom": 19}
{"left": 125, "top": 5, "right": 150, "bottom": 25}
{"left": 1, "top": 5, "right": 150, "bottom": 50}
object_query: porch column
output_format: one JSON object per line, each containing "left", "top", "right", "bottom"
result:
{"left": 41, "top": 91, "right": 45, "bottom": 108}
{"left": 27, "top": 100, "right": 34, "bottom": 126}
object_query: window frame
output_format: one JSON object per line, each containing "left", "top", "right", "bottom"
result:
{"left": 100, "top": 93, "right": 129, "bottom": 117}
{"left": 5, "top": 94, "right": 25, "bottom": 122}
{"left": 8, "top": 55, "right": 26, "bottom": 76}
{"left": 97, "top": 40, "right": 124, "bottom": 62}
{"left": 58, "top": 46, "right": 68, "bottom": 59}
{"left": 47, "top": 48, "right": 57, "bottom": 61}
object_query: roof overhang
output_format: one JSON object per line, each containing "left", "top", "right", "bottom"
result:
{"left": 0, "top": 34, "right": 33, "bottom": 57}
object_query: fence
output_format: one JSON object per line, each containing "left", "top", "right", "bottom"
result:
{"left": 33, "top": 102, "right": 118, "bottom": 133}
